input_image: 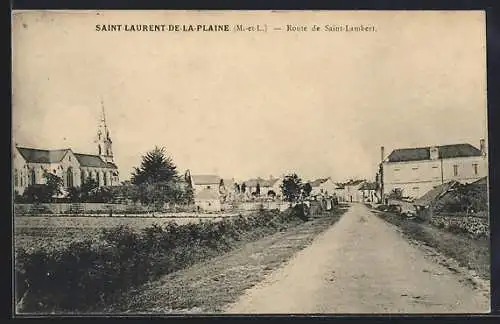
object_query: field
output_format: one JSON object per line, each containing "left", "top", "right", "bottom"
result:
{"left": 14, "top": 214, "right": 242, "bottom": 251}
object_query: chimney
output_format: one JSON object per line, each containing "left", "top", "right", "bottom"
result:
{"left": 380, "top": 146, "right": 385, "bottom": 162}
{"left": 480, "top": 139, "right": 486, "bottom": 156}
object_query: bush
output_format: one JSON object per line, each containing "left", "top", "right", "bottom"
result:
{"left": 15, "top": 206, "right": 313, "bottom": 313}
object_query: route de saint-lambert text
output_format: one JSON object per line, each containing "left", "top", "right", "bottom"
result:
{"left": 95, "top": 24, "right": 377, "bottom": 33}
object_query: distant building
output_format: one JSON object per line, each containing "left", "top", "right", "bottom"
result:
{"left": 13, "top": 102, "right": 119, "bottom": 195}
{"left": 244, "top": 177, "right": 282, "bottom": 199}
{"left": 194, "top": 188, "right": 222, "bottom": 212}
{"left": 186, "top": 173, "right": 224, "bottom": 211}
{"left": 358, "top": 182, "right": 378, "bottom": 203}
{"left": 343, "top": 179, "right": 367, "bottom": 203}
{"left": 309, "top": 177, "right": 336, "bottom": 198}
{"left": 380, "top": 140, "right": 487, "bottom": 200}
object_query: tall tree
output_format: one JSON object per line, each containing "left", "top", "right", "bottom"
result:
{"left": 280, "top": 173, "right": 303, "bottom": 203}
{"left": 256, "top": 183, "right": 261, "bottom": 195}
{"left": 241, "top": 182, "right": 247, "bottom": 193}
{"left": 131, "top": 146, "right": 178, "bottom": 185}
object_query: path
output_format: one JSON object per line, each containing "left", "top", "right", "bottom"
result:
{"left": 225, "top": 204, "right": 489, "bottom": 314}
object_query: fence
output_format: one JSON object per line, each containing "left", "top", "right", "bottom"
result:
{"left": 14, "top": 201, "right": 291, "bottom": 216}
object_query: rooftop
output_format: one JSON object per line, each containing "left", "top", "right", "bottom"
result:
{"left": 191, "top": 174, "right": 221, "bottom": 185}
{"left": 16, "top": 146, "right": 117, "bottom": 169}
{"left": 386, "top": 143, "right": 482, "bottom": 163}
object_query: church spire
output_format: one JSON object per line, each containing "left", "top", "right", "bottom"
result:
{"left": 96, "top": 98, "right": 114, "bottom": 163}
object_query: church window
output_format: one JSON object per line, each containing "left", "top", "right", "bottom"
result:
{"left": 14, "top": 169, "right": 18, "bottom": 187}
{"left": 67, "top": 167, "right": 74, "bottom": 188}
{"left": 98, "top": 145, "right": 102, "bottom": 155}
{"left": 81, "top": 169, "right": 85, "bottom": 184}
{"left": 96, "top": 171, "right": 100, "bottom": 186}
{"left": 30, "top": 169, "right": 36, "bottom": 185}
{"left": 103, "top": 172, "right": 107, "bottom": 186}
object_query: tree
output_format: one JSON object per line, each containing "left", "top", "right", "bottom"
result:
{"left": 234, "top": 182, "right": 240, "bottom": 193}
{"left": 256, "top": 183, "right": 261, "bottom": 196}
{"left": 43, "top": 172, "right": 64, "bottom": 198}
{"left": 131, "top": 146, "right": 178, "bottom": 185}
{"left": 302, "top": 183, "right": 312, "bottom": 199}
{"left": 280, "top": 173, "right": 303, "bottom": 203}
{"left": 241, "top": 182, "right": 246, "bottom": 194}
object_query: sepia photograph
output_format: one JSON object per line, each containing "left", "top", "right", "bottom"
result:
{"left": 11, "top": 10, "right": 490, "bottom": 315}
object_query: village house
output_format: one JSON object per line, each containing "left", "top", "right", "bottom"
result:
{"left": 333, "top": 183, "right": 346, "bottom": 202}
{"left": 309, "top": 177, "right": 337, "bottom": 198}
{"left": 243, "top": 177, "right": 282, "bottom": 199}
{"left": 380, "top": 140, "right": 487, "bottom": 200}
{"left": 343, "top": 179, "right": 367, "bottom": 203}
{"left": 13, "top": 105, "right": 119, "bottom": 195}
{"left": 186, "top": 173, "right": 224, "bottom": 211}
{"left": 358, "top": 182, "right": 378, "bottom": 203}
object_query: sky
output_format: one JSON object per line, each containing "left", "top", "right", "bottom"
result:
{"left": 12, "top": 10, "right": 488, "bottom": 183}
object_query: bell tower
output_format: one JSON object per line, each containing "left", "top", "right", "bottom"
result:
{"left": 96, "top": 99, "right": 114, "bottom": 163}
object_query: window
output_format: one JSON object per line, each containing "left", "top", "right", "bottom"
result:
{"left": 14, "top": 169, "right": 18, "bottom": 187}
{"left": 66, "top": 167, "right": 74, "bottom": 188}
{"left": 103, "top": 172, "right": 108, "bottom": 186}
{"left": 473, "top": 163, "right": 478, "bottom": 175}
{"left": 453, "top": 165, "right": 459, "bottom": 176}
{"left": 30, "top": 169, "right": 36, "bottom": 185}
{"left": 96, "top": 171, "right": 100, "bottom": 185}
{"left": 432, "top": 165, "right": 439, "bottom": 169}
{"left": 394, "top": 168, "right": 400, "bottom": 172}
{"left": 207, "top": 185, "right": 211, "bottom": 189}
{"left": 412, "top": 167, "right": 419, "bottom": 170}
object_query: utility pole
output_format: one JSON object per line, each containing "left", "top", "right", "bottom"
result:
{"left": 380, "top": 146, "right": 385, "bottom": 204}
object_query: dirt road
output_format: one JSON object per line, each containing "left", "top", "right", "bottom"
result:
{"left": 225, "top": 204, "right": 489, "bottom": 314}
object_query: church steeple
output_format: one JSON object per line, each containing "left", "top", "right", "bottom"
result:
{"left": 96, "top": 98, "right": 114, "bottom": 163}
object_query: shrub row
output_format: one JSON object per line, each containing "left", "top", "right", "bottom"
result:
{"left": 430, "top": 215, "right": 489, "bottom": 239}
{"left": 15, "top": 205, "right": 312, "bottom": 313}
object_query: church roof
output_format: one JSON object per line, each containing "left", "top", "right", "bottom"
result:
{"left": 74, "top": 153, "right": 113, "bottom": 168}
{"left": 16, "top": 147, "right": 71, "bottom": 163}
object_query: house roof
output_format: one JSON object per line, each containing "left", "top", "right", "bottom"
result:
{"left": 74, "top": 153, "right": 113, "bottom": 168}
{"left": 413, "top": 181, "right": 460, "bottom": 207}
{"left": 17, "top": 147, "right": 71, "bottom": 163}
{"left": 359, "top": 182, "right": 377, "bottom": 190}
{"left": 335, "top": 183, "right": 345, "bottom": 189}
{"left": 386, "top": 143, "right": 482, "bottom": 163}
{"left": 191, "top": 174, "right": 221, "bottom": 185}
{"left": 245, "top": 177, "right": 280, "bottom": 187}
{"left": 345, "top": 179, "right": 365, "bottom": 186}
{"left": 195, "top": 188, "right": 220, "bottom": 200}
{"left": 471, "top": 176, "right": 488, "bottom": 187}
{"left": 310, "top": 178, "right": 329, "bottom": 187}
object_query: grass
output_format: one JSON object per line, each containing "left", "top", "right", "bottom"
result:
{"left": 373, "top": 210, "right": 490, "bottom": 281}
{"left": 104, "top": 206, "right": 348, "bottom": 313}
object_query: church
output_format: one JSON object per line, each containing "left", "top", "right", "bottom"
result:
{"left": 13, "top": 103, "right": 119, "bottom": 195}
